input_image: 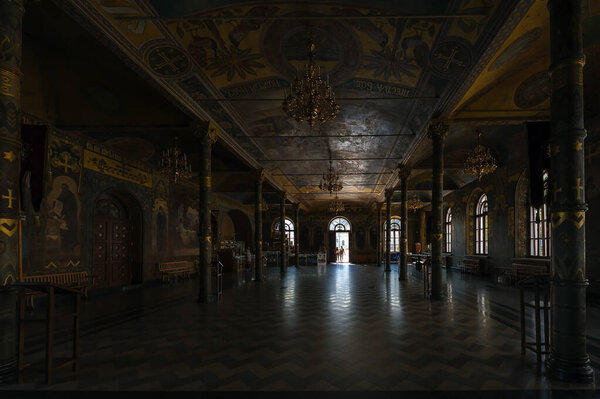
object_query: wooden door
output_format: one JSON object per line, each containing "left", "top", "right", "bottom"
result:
{"left": 93, "top": 199, "right": 133, "bottom": 288}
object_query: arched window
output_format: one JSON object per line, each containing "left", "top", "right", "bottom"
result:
{"left": 445, "top": 208, "right": 452, "bottom": 253}
{"left": 384, "top": 217, "right": 401, "bottom": 252}
{"left": 274, "top": 217, "right": 295, "bottom": 247}
{"left": 329, "top": 217, "right": 351, "bottom": 231}
{"left": 475, "top": 194, "right": 488, "bottom": 255}
{"left": 529, "top": 171, "right": 551, "bottom": 257}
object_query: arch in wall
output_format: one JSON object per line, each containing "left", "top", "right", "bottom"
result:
{"left": 465, "top": 187, "right": 485, "bottom": 256}
{"left": 92, "top": 189, "right": 143, "bottom": 288}
{"left": 328, "top": 217, "right": 351, "bottom": 263}
{"left": 221, "top": 213, "right": 235, "bottom": 241}
{"left": 228, "top": 209, "right": 252, "bottom": 246}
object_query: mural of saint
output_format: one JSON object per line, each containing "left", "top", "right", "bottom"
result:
{"left": 45, "top": 176, "right": 81, "bottom": 255}
{"left": 177, "top": 202, "right": 199, "bottom": 248}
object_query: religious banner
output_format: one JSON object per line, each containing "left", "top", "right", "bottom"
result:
{"left": 83, "top": 146, "right": 153, "bottom": 188}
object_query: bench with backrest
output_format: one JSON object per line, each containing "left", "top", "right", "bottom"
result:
{"left": 494, "top": 262, "right": 549, "bottom": 285}
{"left": 23, "top": 271, "right": 92, "bottom": 308}
{"left": 462, "top": 258, "right": 482, "bottom": 275}
{"left": 514, "top": 262, "right": 549, "bottom": 280}
{"left": 158, "top": 261, "right": 194, "bottom": 283}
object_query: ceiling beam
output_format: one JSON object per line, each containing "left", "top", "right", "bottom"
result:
{"left": 116, "top": 14, "right": 488, "bottom": 22}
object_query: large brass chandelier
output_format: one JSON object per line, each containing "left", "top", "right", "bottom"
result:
{"left": 159, "top": 136, "right": 192, "bottom": 184}
{"left": 282, "top": 42, "right": 340, "bottom": 127}
{"left": 328, "top": 193, "right": 345, "bottom": 214}
{"left": 463, "top": 130, "right": 497, "bottom": 181}
{"left": 407, "top": 194, "right": 424, "bottom": 213}
{"left": 319, "top": 158, "right": 343, "bottom": 194}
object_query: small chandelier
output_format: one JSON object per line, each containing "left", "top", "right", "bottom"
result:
{"left": 407, "top": 194, "right": 424, "bottom": 213}
{"left": 282, "top": 41, "right": 340, "bottom": 127}
{"left": 328, "top": 193, "right": 345, "bottom": 213}
{"left": 463, "top": 130, "right": 497, "bottom": 181}
{"left": 159, "top": 136, "right": 192, "bottom": 184}
{"left": 319, "top": 158, "right": 343, "bottom": 194}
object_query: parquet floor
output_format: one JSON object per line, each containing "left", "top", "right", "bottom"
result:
{"left": 3, "top": 263, "right": 600, "bottom": 395}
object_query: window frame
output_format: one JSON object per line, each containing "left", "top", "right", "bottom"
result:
{"left": 445, "top": 208, "right": 452, "bottom": 253}
{"left": 384, "top": 217, "right": 401, "bottom": 252}
{"left": 529, "top": 170, "right": 551, "bottom": 258}
{"left": 274, "top": 217, "right": 295, "bottom": 247}
{"left": 474, "top": 194, "right": 488, "bottom": 255}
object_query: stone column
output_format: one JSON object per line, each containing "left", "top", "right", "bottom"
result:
{"left": 254, "top": 169, "right": 265, "bottom": 282}
{"left": 0, "top": 0, "right": 23, "bottom": 384}
{"left": 279, "top": 192, "right": 286, "bottom": 274}
{"left": 385, "top": 189, "right": 393, "bottom": 273}
{"left": 398, "top": 166, "right": 410, "bottom": 281}
{"left": 376, "top": 202, "right": 382, "bottom": 266}
{"left": 196, "top": 122, "right": 217, "bottom": 303}
{"left": 293, "top": 203, "right": 300, "bottom": 268}
{"left": 419, "top": 209, "right": 426, "bottom": 252}
{"left": 546, "top": 0, "right": 594, "bottom": 382}
{"left": 428, "top": 121, "right": 448, "bottom": 300}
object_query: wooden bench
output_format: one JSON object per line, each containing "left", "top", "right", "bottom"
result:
{"left": 462, "top": 258, "right": 482, "bottom": 275}
{"left": 23, "top": 271, "right": 92, "bottom": 309}
{"left": 158, "top": 261, "right": 194, "bottom": 283}
{"left": 514, "top": 262, "right": 549, "bottom": 280}
{"left": 494, "top": 262, "right": 549, "bottom": 285}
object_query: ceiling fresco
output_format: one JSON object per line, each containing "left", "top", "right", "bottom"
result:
{"left": 62, "top": 0, "right": 537, "bottom": 209}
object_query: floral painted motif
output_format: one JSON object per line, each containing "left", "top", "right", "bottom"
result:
{"left": 364, "top": 46, "right": 419, "bottom": 83}
{"left": 205, "top": 45, "right": 265, "bottom": 81}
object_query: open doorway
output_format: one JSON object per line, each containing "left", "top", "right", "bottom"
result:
{"left": 335, "top": 231, "right": 349, "bottom": 263}
{"left": 329, "top": 217, "right": 351, "bottom": 263}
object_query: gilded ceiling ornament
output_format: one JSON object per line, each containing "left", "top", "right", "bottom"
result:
{"left": 407, "top": 194, "right": 424, "bottom": 213}
{"left": 463, "top": 130, "right": 497, "bottom": 181}
{"left": 158, "top": 136, "right": 192, "bottom": 184}
{"left": 328, "top": 192, "right": 344, "bottom": 214}
{"left": 282, "top": 42, "right": 339, "bottom": 127}
{"left": 318, "top": 156, "right": 343, "bottom": 194}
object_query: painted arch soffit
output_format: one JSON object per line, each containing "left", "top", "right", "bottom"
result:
{"left": 66, "top": 0, "right": 522, "bottom": 208}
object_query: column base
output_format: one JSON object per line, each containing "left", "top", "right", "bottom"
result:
{"left": 547, "top": 354, "right": 595, "bottom": 383}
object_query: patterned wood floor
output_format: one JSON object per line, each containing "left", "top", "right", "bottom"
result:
{"left": 2, "top": 263, "right": 600, "bottom": 394}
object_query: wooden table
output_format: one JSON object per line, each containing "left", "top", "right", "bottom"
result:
{"left": 12, "top": 282, "right": 82, "bottom": 384}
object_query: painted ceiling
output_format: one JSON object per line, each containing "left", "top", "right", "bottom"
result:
{"left": 61, "top": 0, "right": 545, "bottom": 209}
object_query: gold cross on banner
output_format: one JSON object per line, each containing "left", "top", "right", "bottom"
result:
{"left": 2, "top": 189, "right": 15, "bottom": 209}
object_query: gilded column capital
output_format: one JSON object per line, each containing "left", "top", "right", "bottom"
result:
{"left": 280, "top": 191, "right": 287, "bottom": 201}
{"left": 385, "top": 188, "right": 394, "bottom": 200}
{"left": 193, "top": 121, "right": 218, "bottom": 144}
{"left": 397, "top": 165, "right": 411, "bottom": 180}
{"left": 256, "top": 168, "right": 266, "bottom": 183}
{"left": 427, "top": 120, "right": 449, "bottom": 139}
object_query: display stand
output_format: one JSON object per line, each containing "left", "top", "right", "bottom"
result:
{"left": 12, "top": 282, "right": 81, "bottom": 384}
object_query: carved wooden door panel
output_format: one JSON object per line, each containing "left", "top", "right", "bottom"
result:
{"left": 93, "top": 219, "right": 109, "bottom": 288}
{"left": 93, "top": 198, "right": 133, "bottom": 288}
{"left": 110, "top": 221, "right": 132, "bottom": 286}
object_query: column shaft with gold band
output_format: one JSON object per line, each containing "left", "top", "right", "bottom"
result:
{"left": 195, "top": 122, "right": 217, "bottom": 303}
{"left": 546, "top": 0, "right": 593, "bottom": 383}
{"left": 279, "top": 192, "right": 286, "bottom": 274}
{"left": 385, "top": 189, "right": 393, "bottom": 273}
{"left": 398, "top": 166, "right": 410, "bottom": 280}
{"left": 254, "top": 169, "right": 264, "bottom": 281}
{"left": 0, "top": 0, "right": 24, "bottom": 384}
{"left": 294, "top": 203, "right": 299, "bottom": 268}
{"left": 376, "top": 202, "right": 382, "bottom": 266}
{"left": 428, "top": 121, "right": 448, "bottom": 300}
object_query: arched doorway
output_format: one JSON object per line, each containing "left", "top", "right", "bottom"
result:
{"left": 93, "top": 191, "right": 143, "bottom": 288}
{"left": 329, "top": 217, "right": 351, "bottom": 263}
